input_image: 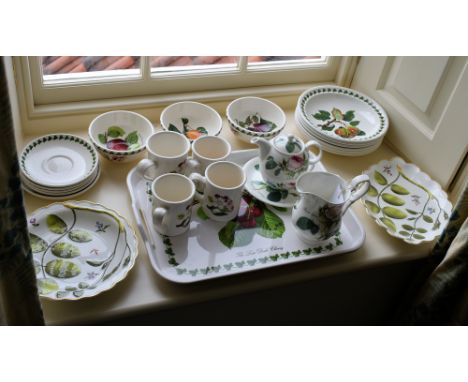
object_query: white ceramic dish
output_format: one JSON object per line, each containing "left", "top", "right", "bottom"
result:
{"left": 89, "top": 110, "right": 154, "bottom": 163}
{"left": 127, "top": 149, "right": 366, "bottom": 283}
{"left": 297, "top": 85, "right": 388, "bottom": 145}
{"left": 243, "top": 157, "right": 300, "bottom": 208}
{"left": 226, "top": 97, "right": 286, "bottom": 142}
{"left": 22, "top": 166, "right": 101, "bottom": 200}
{"left": 362, "top": 157, "right": 452, "bottom": 244}
{"left": 160, "top": 101, "right": 223, "bottom": 141}
{"left": 20, "top": 134, "right": 98, "bottom": 188}
{"left": 28, "top": 200, "right": 138, "bottom": 300}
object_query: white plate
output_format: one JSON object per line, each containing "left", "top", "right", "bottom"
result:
{"left": 295, "top": 116, "right": 382, "bottom": 157}
{"left": 243, "top": 157, "right": 300, "bottom": 208}
{"left": 20, "top": 134, "right": 98, "bottom": 188}
{"left": 297, "top": 85, "right": 388, "bottom": 145}
{"left": 362, "top": 157, "right": 452, "bottom": 244}
{"left": 127, "top": 149, "right": 366, "bottom": 283}
{"left": 22, "top": 166, "right": 101, "bottom": 200}
{"left": 28, "top": 200, "right": 138, "bottom": 300}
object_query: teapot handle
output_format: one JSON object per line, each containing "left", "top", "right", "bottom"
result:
{"left": 305, "top": 140, "right": 323, "bottom": 167}
{"left": 342, "top": 174, "right": 370, "bottom": 214}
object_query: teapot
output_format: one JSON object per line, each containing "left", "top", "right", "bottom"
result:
{"left": 251, "top": 134, "right": 322, "bottom": 189}
{"left": 292, "top": 171, "right": 370, "bottom": 243}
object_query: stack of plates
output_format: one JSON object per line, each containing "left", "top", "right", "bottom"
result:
{"left": 295, "top": 85, "right": 389, "bottom": 156}
{"left": 20, "top": 134, "right": 100, "bottom": 199}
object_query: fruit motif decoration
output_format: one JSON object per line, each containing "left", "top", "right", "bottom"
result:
{"left": 168, "top": 117, "right": 208, "bottom": 140}
{"left": 98, "top": 126, "right": 140, "bottom": 151}
{"left": 235, "top": 113, "right": 277, "bottom": 133}
{"left": 312, "top": 107, "right": 365, "bottom": 138}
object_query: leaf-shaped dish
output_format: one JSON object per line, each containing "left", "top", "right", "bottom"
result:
{"left": 28, "top": 200, "right": 138, "bottom": 300}
{"left": 362, "top": 157, "right": 452, "bottom": 244}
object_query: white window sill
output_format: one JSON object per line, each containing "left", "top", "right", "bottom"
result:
{"left": 21, "top": 109, "right": 435, "bottom": 325}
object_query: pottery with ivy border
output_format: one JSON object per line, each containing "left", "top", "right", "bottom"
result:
{"left": 362, "top": 157, "right": 452, "bottom": 244}
{"left": 251, "top": 134, "right": 322, "bottom": 190}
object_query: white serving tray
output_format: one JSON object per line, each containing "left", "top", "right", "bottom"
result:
{"left": 127, "top": 149, "right": 365, "bottom": 283}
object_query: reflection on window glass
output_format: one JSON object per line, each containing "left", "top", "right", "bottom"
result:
{"left": 150, "top": 56, "right": 239, "bottom": 71}
{"left": 248, "top": 56, "right": 322, "bottom": 64}
{"left": 42, "top": 56, "right": 141, "bottom": 75}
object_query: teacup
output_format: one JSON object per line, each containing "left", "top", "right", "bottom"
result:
{"left": 136, "top": 131, "right": 191, "bottom": 180}
{"left": 190, "top": 135, "right": 231, "bottom": 174}
{"left": 292, "top": 171, "right": 370, "bottom": 243}
{"left": 189, "top": 161, "right": 246, "bottom": 222}
{"left": 151, "top": 173, "right": 195, "bottom": 236}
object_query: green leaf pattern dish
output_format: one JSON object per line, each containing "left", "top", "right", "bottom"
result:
{"left": 362, "top": 157, "right": 452, "bottom": 244}
{"left": 28, "top": 201, "right": 138, "bottom": 300}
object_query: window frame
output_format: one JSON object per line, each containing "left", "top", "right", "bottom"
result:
{"left": 13, "top": 56, "right": 358, "bottom": 134}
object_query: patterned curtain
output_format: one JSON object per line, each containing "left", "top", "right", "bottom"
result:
{"left": 398, "top": 184, "right": 468, "bottom": 324}
{"left": 0, "top": 58, "right": 44, "bottom": 325}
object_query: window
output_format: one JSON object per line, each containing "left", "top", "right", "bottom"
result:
{"left": 13, "top": 56, "right": 356, "bottom": 132}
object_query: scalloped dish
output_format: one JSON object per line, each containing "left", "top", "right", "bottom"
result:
{"left": 362, "top": 157, "right": 452, "bottom": 245}
{"left": 28, "top": 200, "right": 138, "bottom": 300}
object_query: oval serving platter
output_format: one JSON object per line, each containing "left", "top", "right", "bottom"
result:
{"left": 362, "top": 157, "right": 452, "bottom": 244}
{"left": 28, "top": 200, "right": 138, "bottom": 300}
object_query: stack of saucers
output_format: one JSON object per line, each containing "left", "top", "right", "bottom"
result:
{"left": 20, "top": 134, "right": 100, "bottom": 199}
{"left": 295, "top": 85, "right": 389, "bottom": 156}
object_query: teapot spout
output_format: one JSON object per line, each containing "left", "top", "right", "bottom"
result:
{"left": 251, "top": 137, "right": 271, "bottom": 159}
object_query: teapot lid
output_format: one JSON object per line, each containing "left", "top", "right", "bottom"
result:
{"left": 273, "top": 134, "right": 304, "bottom": 154}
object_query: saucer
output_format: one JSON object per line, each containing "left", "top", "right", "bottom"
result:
{"left": 243, "top": 157, "right": 299, "bottom": 208}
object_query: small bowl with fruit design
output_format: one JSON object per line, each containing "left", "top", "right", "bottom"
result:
{"left": 160, "top": 101, "right": 223, "bottom": 141}
{"left": 88, "top": 110, "right": 154, "bottom": 163}
{"left": 226, "top": 97, "right": 286, "bottom": 143}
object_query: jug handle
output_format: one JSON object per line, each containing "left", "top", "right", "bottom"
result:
{"left": 305, "top": 140, "right": 323, "bottom": 167}
{"left": 342, "top": 174, "right": 370, "bottom": 214}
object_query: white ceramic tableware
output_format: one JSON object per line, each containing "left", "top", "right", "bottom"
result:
{"left": 190, "top": 135, "right": 231, "bottom": 174}
{"left": 292, "top": 171, "right": 370, "bottom": 244}
{"left": 28, "top": 200, "right": 138, "bottom": 300}
{"left": 151, "top": 173, "right": 195, "bottom": 236}
{"left": 160, "top": 101, "right": 223, "bottom": 141}
{"left": 127, "top": 149, "right": 366, "bottom": 284}
{"left": 190, "top": 161, "right": 246, "bottom": 222}
{"left": 251, "top": 134, "right": 322, "bottom": 190}
{"left": 362, "top": 157, "right": 452, "bottom": 244}
{"left": 226, "top": 97, "right": 286, "bottom": 143}
{"left": 243, "top": 157, "right": 300, "bottom": 208}
{"left": 136, "top": 131, "right": 191, "bottom": 180}
{"left": 20, "top": 134, "right": 99, "bottom": 188}
{"left": 88, "top": 110, "right": 154, "bottom": 163}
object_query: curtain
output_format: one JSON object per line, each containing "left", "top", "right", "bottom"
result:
{"left": 398, "top": 184, "right": 468, "bottom": 324}
{"left": 0, "top": 58, "right": 44, "bottom": 325}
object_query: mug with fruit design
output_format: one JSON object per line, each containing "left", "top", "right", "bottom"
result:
{"left": 151, "top": 173, "right": 195, "bottom": 236}
{"left": 251, "top": 134, "right": 322, "bottom": 190}
{"left": 189, "top": 161, "right": 246, "bottom": 222}
{"left": 190, "top": 135, "right": 232, "bottom": 174}
{"left": 136, "top": 131, "right": 192, "bottom": 180}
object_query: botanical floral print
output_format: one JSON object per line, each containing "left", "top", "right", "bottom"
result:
{"left": 235, "top": 113, "right": 277, "bottom": 133}
{"left": 295, "top": 203, "right": 342, "bottom": 240}
{"left": 313, "top": 107, "right": 365, "bottom": 138}
{"left": 206, "top": 194, "right": 234, "bottom": 216}
{"left": 175, "top": 204, "right": 192, "bottom": 228}
{"left": 264, "top": 154, "right": 308, "bottom": 178}
{"left": 168, "top": 117, "right": 208, "bottom": 140}
{"left": 98, "top": 125, "right": 140, "bottom": 151}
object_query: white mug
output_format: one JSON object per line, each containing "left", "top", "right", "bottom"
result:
{"left": 137, "top": 131, "right": 191, "bottom": 180}
{"left": 151, "top": 173, "right": 195, "bottom": 236}
{"left": 190, "top": 135, "right": 231, "bottom": 174}
{"left": 189, "top": 161, "right": 246, "bottom": 222}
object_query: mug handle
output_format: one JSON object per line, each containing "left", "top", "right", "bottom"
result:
{"left": 305, "top": 140, "right": 323, "bottom": 168}
{"left": 189, "top": 173, "right": 206, "bottom": 202}
{"left": 342, "top": 174, "right": 370, "bottom": 214}
{"left": 153, "top": 207, "right": 167, "bottom": 229}
{"left": 185, "top": 158, "right": 200, "bottom": 175}
{"left": 136, "top": 158, "right": 158, "bottom": 181}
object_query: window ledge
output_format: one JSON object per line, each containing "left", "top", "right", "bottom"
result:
{"left": 21, "top": 109, "right": 434, "bottom": 325}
